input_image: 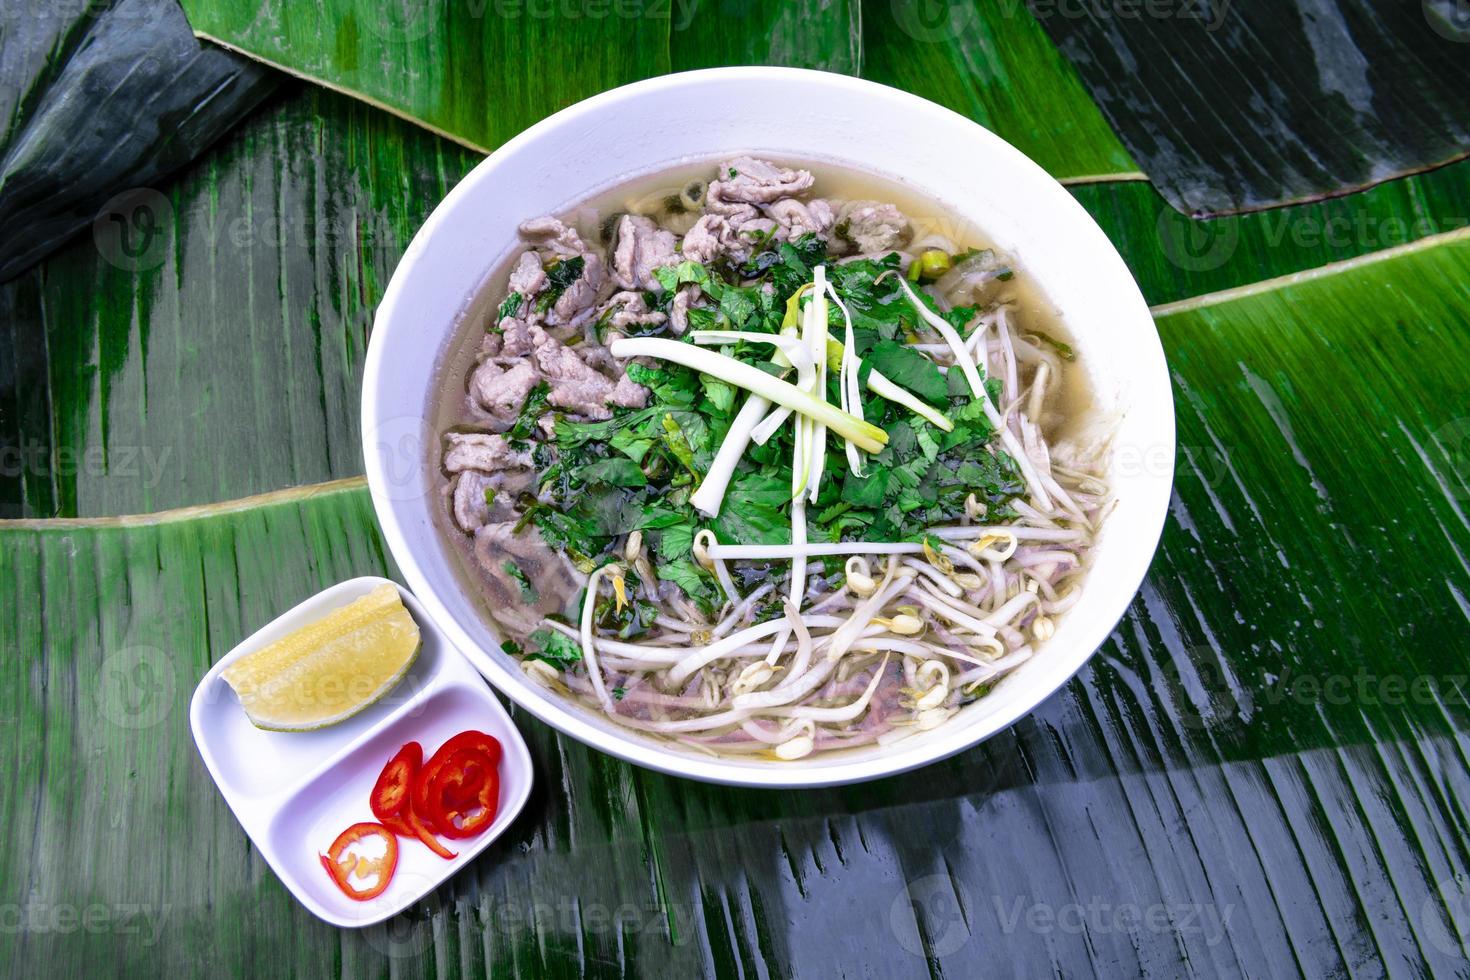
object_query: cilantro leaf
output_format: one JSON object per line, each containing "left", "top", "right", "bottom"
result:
{"left": 503, "top": 561, "right": 538, "bottom": 603}
{"left": 527, "top": 628, "right": 580, "bottom": 669}
{"left": 508, "top": 382, "right": 551, "bottom": 440}
{"left": 654, "top": 260, "right": 711, "bottom": 292}
{"left": 658, "top": 560, "right": 714, "bottom": 602}
{"left": 577, "top": 457, "right": 647, "bottom": 488}
{"left": 866, "top": 340, "right": 948, "bottom": 403}
{"left": 700, "top": 375, "right": 736, "bottom": 414}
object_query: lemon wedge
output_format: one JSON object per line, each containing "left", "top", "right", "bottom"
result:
{"left": 222, "top": 583, "right": 420, "bottom": 731}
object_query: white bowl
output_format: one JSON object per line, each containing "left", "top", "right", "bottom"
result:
{"left": 363, "top": 67, "right": 1173, "bottom": 787}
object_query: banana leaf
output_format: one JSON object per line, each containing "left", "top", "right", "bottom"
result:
{"left": 176, "top": 0, "right": 1136, "bottom": 181}
{"left": 3, "top": 232, "right": 1470, "bottom": 973}
{"left": 0, "top": 0, "right": 277, "bottom": 281}
{"left": 1032, "top": 0, "right": 1470, "bottom": 216}
{"left": 1072, "top": 155, "right": 1470, "bottom": 305}
{"left": 177, "top": 0, "right": 670, "bottom": 152}
{"left": 670, "top": 0, "right": 862, "bottom": 74}
{"left": 860, "top": 0, "right": 1138, "bottom": 181}
{"left": 0, "top": 87, "right": 480, "bottom": 520}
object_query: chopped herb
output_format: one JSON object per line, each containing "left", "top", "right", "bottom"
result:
{"left": 503, "top": 561, "right": 538, "bottom": 603}
{"left": 867, "top": 339, "right": 949, "bottom": 403}
{"left": 660, "top": 413, "right": 699, "bottom": 477}
{"left": 534, "top": 255, "right": 585, "bottom": 313}
{"left": 613, "top": 687, "right": 627, "bottom": 700}
{"left": 497, "top": 292, "right": 523, "bottom": 321}
{"left": 658, "top": 560, "right": 715, "bottom": 606}
{"left": 577, "top": 457, "right": 648, "bottom": 488}
{"left": 527, "top": 628, "right": 580, "bottom": 669}
{"left": 508, "top": 382, "right": 551, "bottom": 441}
{"left": 1029, "top": 329, "right": 1076, "bottom": 361}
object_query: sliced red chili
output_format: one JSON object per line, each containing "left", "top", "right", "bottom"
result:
{"left": 380, "top": 810, "right": 457, "bottom": 860}
{"left": 320, "top": 822, "right": 398, "bottom": 901}
{"left": 433, "top": 730, "right": 502, "bottom": 768}
{"left": 369, "top": 741, "right": 421, "bottom": 821}
{"left": 424, "top": 748, "right": 500, "bottom": 839}
{"left": 411, "top": 730, "right": 504, "bottom": 839}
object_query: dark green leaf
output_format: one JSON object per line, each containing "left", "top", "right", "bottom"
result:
{"left": 866, "top": 340, "right": 948, "bottom": 404}
{"left": 1034, "top": 0, "right": 1470, "bottom": 214}
{"left": 502, "top": 560, "right": 538, "bottom": 603}
{"left": 577, "top": 457, "right": 647, "bottom": 488}
{"left": 178, "top": 0, "right": 669, "bottom": 154}
{"left": 0, "top": 0, "right": 277, "bottom": 280}
{"left": 527, "top": 627, "right": 580, "bottom": 669}
{"left": 860, "top": 0, "right": 1137, "bottom": 180}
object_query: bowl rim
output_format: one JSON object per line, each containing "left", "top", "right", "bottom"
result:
{"left": 363, "top": 65, "right": 1175, "bottom": 787}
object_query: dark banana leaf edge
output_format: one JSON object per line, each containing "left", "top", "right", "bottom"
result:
{"left": 1032, "top": 0, "right": 1470, "bottom": 216}
{"left": 0, "top": 0, "right": 277, "bottom": 281}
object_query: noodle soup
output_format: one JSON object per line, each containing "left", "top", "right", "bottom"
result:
{"left": 431, "top": 156, "right": 1106, "bottom": 760}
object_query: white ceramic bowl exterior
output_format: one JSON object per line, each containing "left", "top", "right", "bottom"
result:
{"left": 363, "top": 68, "right": 1174, "bottom": 787}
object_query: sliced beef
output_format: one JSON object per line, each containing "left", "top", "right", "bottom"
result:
{"left": 518, "top": 216, "right": 591, "bottom": 258}
{"left": 547, "top": 253, "right": 605, "bottom": 328}
{"left": 442, "top": 432, "right": 533, "bottom": 474}
{"left": 530, "top": 325, "right": 649, "bottom": 418}
{"left": 597, "top": 290, "right": 667, "bottom": 332}
{"left": 466, "top": 358, "right": 539, "bottom": 429}
{"left": 498, "top": 317, "right": 535, "bottom": 357}
{"left": 472, "top": 522, "right": 582, "bottom": 635}
{"left": 609, "top": 374, "right": 650, "bottom": 409}
{"left": 681, "top": 211, "right": 777, "bottom": 267}
{"left": 448, "top": 467, "right": 531, "bottom": 534}
{"left": 838, "top": 201, "right": 910, "bottom": 254}
{"left": 450, "top": 470, "right": 496, "bottom": 533}
{"left": 708, "top": 157, "right": 815, "bottom": 209}
{"left": 611, "top": 215, "right": 677, "bottom": 291}
{"left": 507, "top": 250, "right": 546, "bottom": 297}
{"left": 680, "top": 214, "right": 724, "bottom": 265}
{"left": 766, "top": 197, "right": 835, "bottom": 239}
{"left": 669, "top": 285, "right": 698, "bottom": 335}
{"left": 518, "top": 215, "right": 608, "bottom": 328}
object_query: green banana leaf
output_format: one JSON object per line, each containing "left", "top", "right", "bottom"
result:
{"left": 175, "top": 0, "right": 1136, "bottom": 181}
{"left": 1033, "top": 0, "right": 1470, "bottom": 216}
{"left": 1073, "top": 155, "right": 1470, "bottom": 305}
{"left": 178, "top": 0, "right": 670, "bottom": 152}
{"left": 0, "top": 0, "right": 277, "bottom": 280}
{"left": 0, "top": 87, "right": 480, "bottom": 519}
{"left": 670, "top": 0, "right": 862, "bottom": 74}
{"left": 859, "top": 0, "right": 1138, "bottom": 181}
{"left": 4, "top": 231, "right": 1470, "bottom": 974}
